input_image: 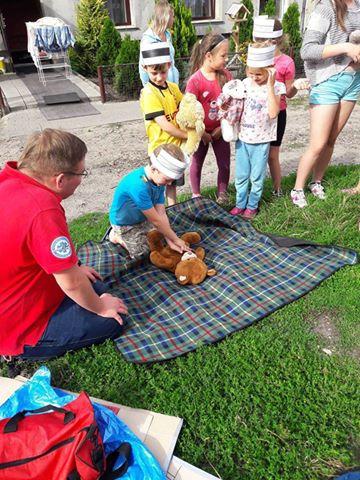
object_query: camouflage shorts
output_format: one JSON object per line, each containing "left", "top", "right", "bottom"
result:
{"left": 109, "top": 221, "right": 154, "bottom": 258}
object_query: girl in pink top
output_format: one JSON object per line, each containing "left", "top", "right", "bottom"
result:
{"left": 185, "top": 33, "right": 233, "bottom": 204}
{"left": 254, "top": 19, "right": 309, "bottom": 196}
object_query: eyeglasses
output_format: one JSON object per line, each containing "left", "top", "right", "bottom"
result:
{"left": 62, "top": 169, "right": 89, "bottom": 178}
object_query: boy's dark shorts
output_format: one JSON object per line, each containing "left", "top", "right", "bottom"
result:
{"left": 171, "top": 174, "right": 185, "bottom": 187}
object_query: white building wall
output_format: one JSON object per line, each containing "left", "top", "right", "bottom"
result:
{"left": 40, "top": 0, "right": 237, "bottom": 38}
{"left": 39, "top": 0, "right": 309, "bottom": 39}
{"left": 40, "top": 0, "right": 78, "bottom": 30}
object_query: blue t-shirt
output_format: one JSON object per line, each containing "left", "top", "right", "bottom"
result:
{"left": 109, "top": 166, "right": 165, "bottom": 226}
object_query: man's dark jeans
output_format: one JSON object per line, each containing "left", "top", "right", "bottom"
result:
{"left": 21, "top": 282, "right": 125, "bottom": 361}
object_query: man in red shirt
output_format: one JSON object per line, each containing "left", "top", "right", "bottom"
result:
{"left": 0, "top": 129, "right": 127, "bottom": 364}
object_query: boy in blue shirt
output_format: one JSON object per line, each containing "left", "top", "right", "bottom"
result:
{"left": 109, "top": 143, "right": 190, "bottom": 258}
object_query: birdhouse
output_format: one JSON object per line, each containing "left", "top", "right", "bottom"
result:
{"left": 225, "top": 3, "right": 251, "bottom": 22}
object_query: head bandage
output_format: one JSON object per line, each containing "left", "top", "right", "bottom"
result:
{"left": 247, "top": 44, "right": 276, "bottom": 68}
{"left": 141, "top": 42, "right": 171, "bottom": 65}
{"left": 150, "top": 149, "right": 190, "bottom": 180}
{"left": 253, "top": 15, "right": 283, "bottom": 39}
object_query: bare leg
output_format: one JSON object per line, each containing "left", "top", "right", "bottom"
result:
{"left": 268, "top": 146, "right": 282, "bottom": 191}
{"left": 166, "top": 185, "right": 177, "bottom": 206}
{"left": 312, "top": 100, "right": 356, "bottom": 183}
{"left": 294, "top": 104, "right": 340, "bottom": 190}
{"left": 342, "top": 179, "right": 360, "bottom": 195}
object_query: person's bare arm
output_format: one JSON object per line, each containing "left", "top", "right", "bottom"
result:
{"left": 54, "top": 265, "right": 127, "bottom": 323}
{"left": 154, "top": 203, "right": 172, "bottom": 228}
{"left": 155, "top": 115, "right": 188, "bottom": 140}
{"left": 144, "top": 205, "right": 190, "bottom": 253}
{"left": 322, "top": 43, "right": 360, "bottom": 62}
{"left": 267, "top": 69, "right": 281, "bottom": 119}
{"left": 284, "top": 78, "right": 309, "bottom": 99}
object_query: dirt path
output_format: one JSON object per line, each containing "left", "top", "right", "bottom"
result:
{"left": 1, "top": 99, "right": 359, "bottom": 220}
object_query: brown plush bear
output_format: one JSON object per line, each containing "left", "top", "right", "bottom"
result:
{"left": 147, "top": 230, "right": 216, "bottom": 285}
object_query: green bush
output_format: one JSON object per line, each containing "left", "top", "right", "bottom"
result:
{"left": 114, "top": 35, "right": 141, "bottom": 98}
{"left": 263, "top": 0, "right": 276, "bottom": 16}
{"left": 96, "top": 17, "right": 122, "bottom": 67}
{"left": 168, "top": 0, "right": 197, "bottom": 57}
{"left": 70, "top": 0, "right": 109, "bottom": 76}
{"left": 283, "top": 2, "right": 302, "bottom": 51}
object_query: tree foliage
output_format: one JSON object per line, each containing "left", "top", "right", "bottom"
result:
{"left": 96, "top": 17, "right": 122, "bottom": 67}
{"left": 282, "top": 2, "right": 302, "bottom": 49}
{"left": 168, "top": 0, "right": 197, "bottom": 57}
{"left": 263, "top": 0, "right": 276, "bottom": 17}
{"left": 114, "top": 35, "right": 141, "bottom": 98}
{"left": 69, "top": 0, "right": 109, "bottom": 76}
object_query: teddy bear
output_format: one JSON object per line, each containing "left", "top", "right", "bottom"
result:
{"left": 216, "top": 79, "right": 246, "bottom": 142}
{"left": 147, "top": 230, "right": 216, "bottom": 285}
{"left": 176, "top": 93, "right": 205, "bottom": 155}
{"left": 349, "top": 30, "right": 360, "bottom": 44}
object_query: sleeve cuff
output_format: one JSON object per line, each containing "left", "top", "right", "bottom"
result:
{"left": 145, "top": 110, "right": 165, "bottom": 120}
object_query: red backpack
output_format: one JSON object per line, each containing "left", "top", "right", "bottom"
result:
{"left": 0, "top": 391, "right": 131, "bottom": 480}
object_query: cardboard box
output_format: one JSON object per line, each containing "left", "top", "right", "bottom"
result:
{"left": 0, "top": 376, "right": 220, "bottom": 479}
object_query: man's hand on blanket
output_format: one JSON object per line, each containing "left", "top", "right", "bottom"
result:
{"left": 166, "top": 237, "right": 192, "bottom": 254}
{"left": 80, "top": 265, "right": 103, "bottom": 283}
{"left": 99, "top": 293, "right": 128, "bottom": 324}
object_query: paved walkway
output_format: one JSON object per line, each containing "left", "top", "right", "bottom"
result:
{"left": 0, "top": 72, "right": 143, "bottom": 138}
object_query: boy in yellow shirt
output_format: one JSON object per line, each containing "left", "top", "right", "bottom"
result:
{"left": 139, "top": 42, "right": 187, "bottom": 205}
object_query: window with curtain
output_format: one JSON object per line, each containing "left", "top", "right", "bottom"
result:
{"left": 106, "top": 0, "right": 131, "bottom": 26}
{"left": 185, "top": 0, "right": 216, "bottom": 20}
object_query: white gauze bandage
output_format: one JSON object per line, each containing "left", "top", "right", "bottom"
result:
{"left": 253, "top": 16, "right": 283, "bottom": 39}
{"left": 247, "top": 44, "right": 276, "bottom": 68}
{"left": 150, "top": 149, "right": 190, "bottom": 180}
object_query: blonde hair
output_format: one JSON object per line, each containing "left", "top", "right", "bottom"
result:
{"left": 189, "top": 33, "right": 229, "bottom": 88}
{"left": 150, "top": 0, "right": 174, "bottom": 36}
{"left": 150, "top": 143, "right": 185, "bottom": 165}
{"left": 314, "top": 0, "right": 348, "bottom": 32}
{"left": 18, "top": 129, "right": 87, "bottom": 177}
{"left": 333, "top": 0, "right": 348, "bottom": 32}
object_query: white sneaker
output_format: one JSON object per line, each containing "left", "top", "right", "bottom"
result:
{"left": 309, "top": 181, "right": 326, "bottom": 199}
{"left": 290, "top": 189, "right": 308, "bottom": 208}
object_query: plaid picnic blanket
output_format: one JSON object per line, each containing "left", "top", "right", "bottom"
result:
{"left": 78, "top": 198, "right": 358, "bottom": 363}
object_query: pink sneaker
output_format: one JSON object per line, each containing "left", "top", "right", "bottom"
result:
{"left": 230, "top": 207, "right": 245, "bottom": 216}
{"left": 241, "top": 208, "right": 258, "bottom": 220}
{"left": 308, "top": 181, "right": 326, "bottom": 199}
{"left": 290, "top": 189, "right": 308, "bottom": 208}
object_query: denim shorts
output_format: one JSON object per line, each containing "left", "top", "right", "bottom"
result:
{"left": 310, "top": 71, "right": 360, "bottom": 105}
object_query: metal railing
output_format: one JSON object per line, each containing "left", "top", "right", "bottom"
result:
{"left": 95, "top": 52, "right": 304, "bottom": 103}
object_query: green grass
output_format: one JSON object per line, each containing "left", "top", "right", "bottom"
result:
{"left": 5, "top": 165, "right": 360, "bottom": 479}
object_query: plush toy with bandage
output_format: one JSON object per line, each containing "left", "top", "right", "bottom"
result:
{"left": 217, "top": 79, "right": 246, "bottom": 142}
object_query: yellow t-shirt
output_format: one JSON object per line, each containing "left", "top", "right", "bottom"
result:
{"left": 140, "top": 81, "right": 183, "bottom": 155}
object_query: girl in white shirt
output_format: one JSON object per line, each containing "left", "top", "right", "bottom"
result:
{"left": 230, "top": 43, "right": 285, "bottom": 220}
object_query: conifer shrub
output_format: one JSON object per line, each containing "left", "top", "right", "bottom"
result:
{"left": 96, "top": 17, "right": 122, "bottom": 67}
{"left": 69, "top": 0, "right": 109, "bottom": 76}
{"left": 114, "top": 35, "right": 141, "bottom": 98}
{"left": 168, "top": 0, "right": 197, "bottom": 57}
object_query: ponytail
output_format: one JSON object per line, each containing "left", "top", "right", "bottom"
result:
{"left": 333, "top": 0, "right": 348, "bottom": 32}
{"left": 189, "top": 39, "right": 203, "bottom": 76}
{"left": 188, "top": 33, "right": 229, "bottom": 87}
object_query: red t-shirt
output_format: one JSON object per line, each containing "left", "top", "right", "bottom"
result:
{"left": 185, "top": 69, "right": 233, "bottom": 132}
{"left": 0, "top": 162, "right": 78, "bottom": 355}
{"left": 274, "top": 54, "right": 295, "bottom": 111}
